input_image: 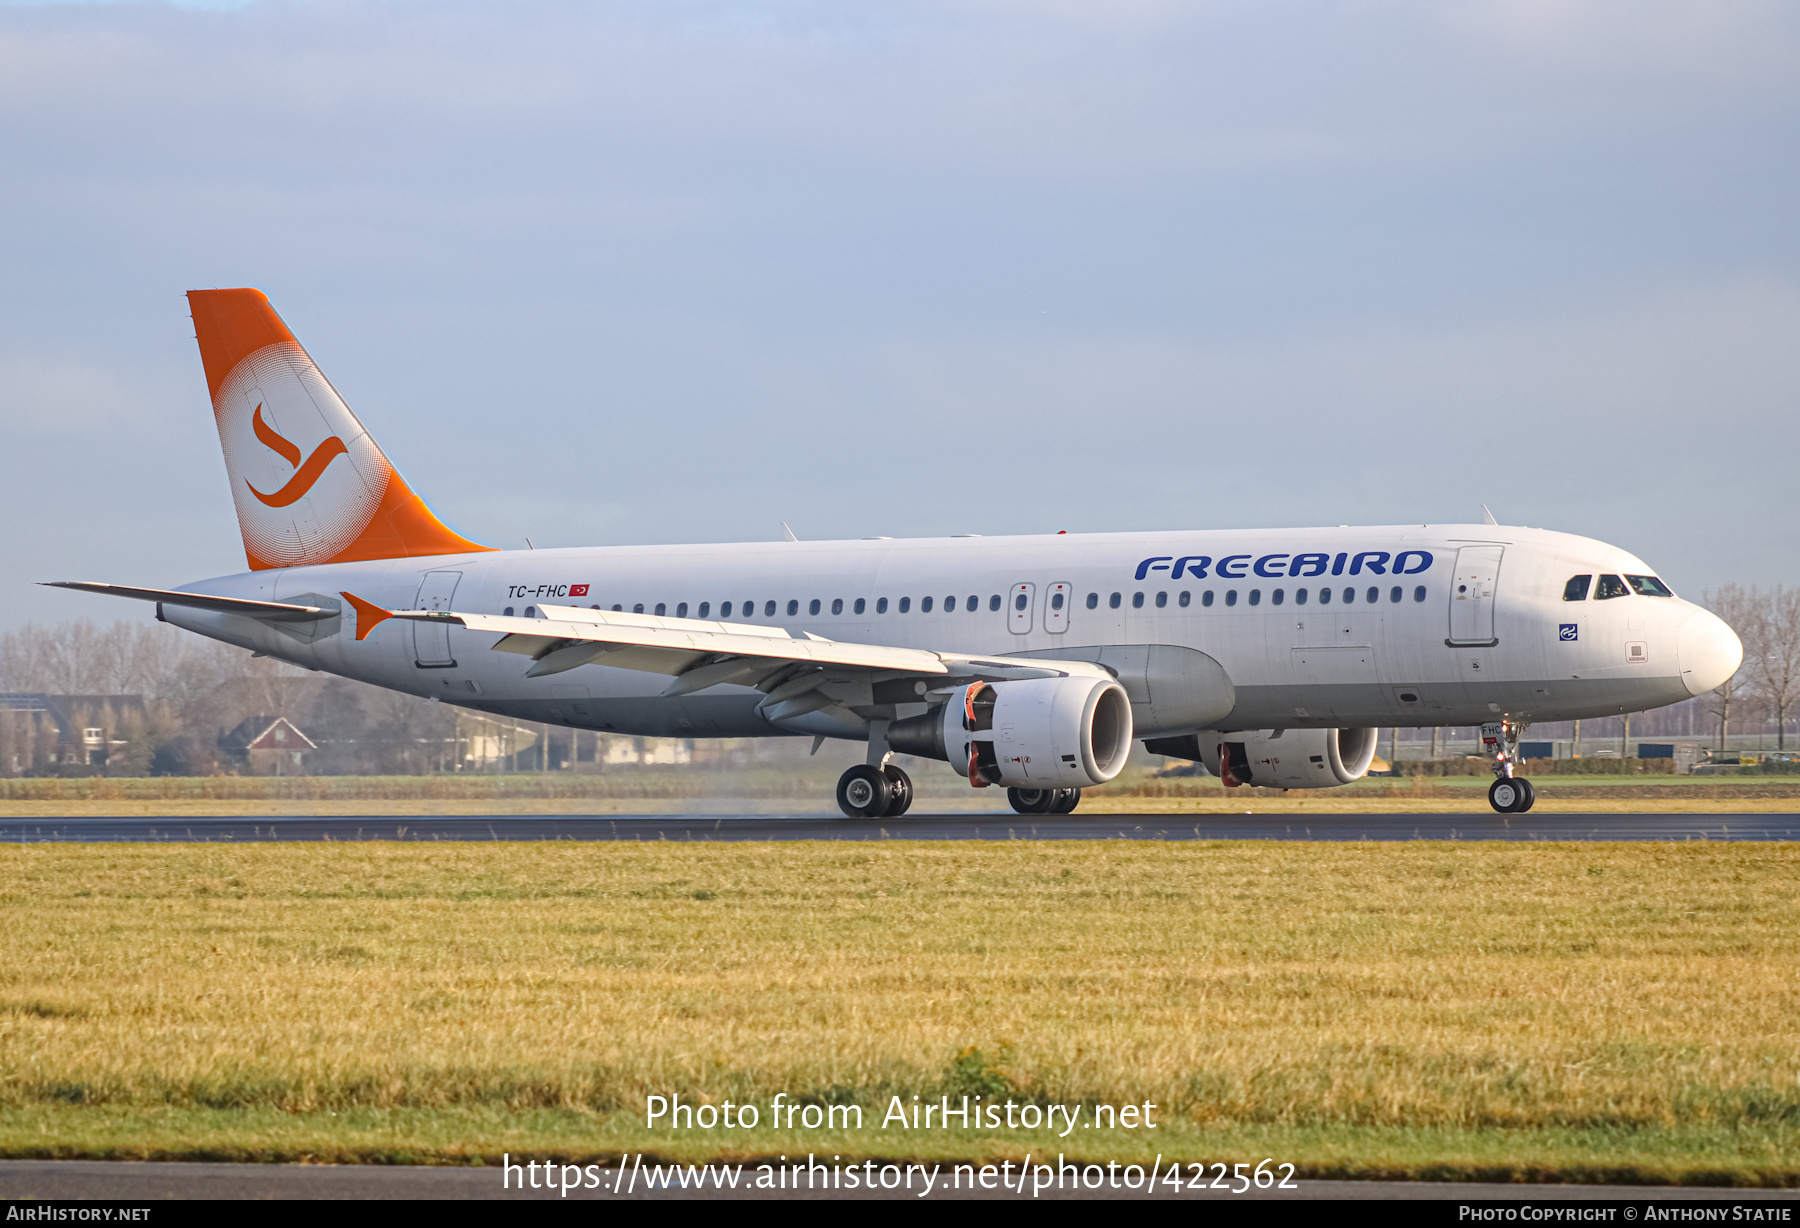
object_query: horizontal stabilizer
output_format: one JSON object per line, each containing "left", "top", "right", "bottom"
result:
{"left": 43, "top": 581, "right": 339, "bottom": 622}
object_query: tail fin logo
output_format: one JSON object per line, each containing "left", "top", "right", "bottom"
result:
{"left": 247, "top": 404, "right": 350, "bottom": 508}
{"left": 190, "top": 288, "right": 495, "bottom": 570}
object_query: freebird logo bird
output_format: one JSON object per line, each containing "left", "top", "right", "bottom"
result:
{"left": 246, "top": 404, "right": 349, "bottom": 508}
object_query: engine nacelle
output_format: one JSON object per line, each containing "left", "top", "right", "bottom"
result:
{"left": 888, "top": 676, "right": 1134, "bottom": 789}
{"left": 1191, "top": 727, "right": 1378, "bottom": 789}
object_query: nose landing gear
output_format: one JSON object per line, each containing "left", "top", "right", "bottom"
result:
{"left": 1488, "top": 776, "right": 1535, "bottom": 813}
{"left": 1482, "top": 719, "right": 1536, "bottom": 813}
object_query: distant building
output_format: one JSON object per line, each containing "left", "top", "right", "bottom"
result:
{"left": 220, "top": 716, "right": 316, "bottom": 776}
{"left": 0, "top": 693, "right": 145, "bottom": 775}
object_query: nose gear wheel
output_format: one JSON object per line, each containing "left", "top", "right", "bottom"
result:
{"left": 1488, "top": 776, "right": 1536, "bottom": 814}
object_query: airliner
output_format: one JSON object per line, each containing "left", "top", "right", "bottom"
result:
{"left": 50, "top": 289, "right": 1743, "bottom": 817}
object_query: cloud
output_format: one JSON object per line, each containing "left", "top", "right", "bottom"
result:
{"left": 2, "top": 0, "right": 1797, "bottom": 628}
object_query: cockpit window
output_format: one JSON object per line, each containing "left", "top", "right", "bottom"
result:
{"left": 1562, "top": 575, "right": 1592, "bottom": 602}
{"left": 1626, "top": 575, "right": 1674, "bottom": 597}
{"left": 1595, "top": 574, "right": 1630, "bottom": 600}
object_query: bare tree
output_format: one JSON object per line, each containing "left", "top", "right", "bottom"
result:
{"left": 1746, "top": 586, "right": 1800, "bottom": 751}
{"left": 1700, "top": 585, "right": 1754, "bottom": 754}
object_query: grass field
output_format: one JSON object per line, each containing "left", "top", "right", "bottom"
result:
{"left": 1, "top": 841, "right": 1796, "bottom": 1183}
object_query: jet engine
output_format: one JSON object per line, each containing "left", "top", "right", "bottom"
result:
{"left": 1152, "top": 727, "right": 1378, "bottom": 789}
{"left": 888, "top": 677, "right": 1134, "bottom": 789}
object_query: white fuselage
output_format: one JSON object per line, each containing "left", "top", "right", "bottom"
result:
{"left": 159, "top": 523, "right": 1733, "bottom": 743}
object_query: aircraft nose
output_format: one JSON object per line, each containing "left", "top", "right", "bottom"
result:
{"left": 1678, "top": 607, "right": 1744, "bottom": 697}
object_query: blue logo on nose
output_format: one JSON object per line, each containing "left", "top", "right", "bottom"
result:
{"left": 1559, "top": 624, "right": 1578, "bottom": 642}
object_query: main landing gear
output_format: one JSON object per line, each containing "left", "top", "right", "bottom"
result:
{"left": 835, "top": 763, "right": 914, "bottom": 819}
{"left": 1007, "top": 787, "right": 1082, "bottom": 815}
{"left": 1482, "top": 719, "right": 1536, "bottom": 814}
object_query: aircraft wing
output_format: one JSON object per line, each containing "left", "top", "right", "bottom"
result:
{"left": 348, "top": 594, "right": 1104, "bottom": 721}
{"left": 42, "top": 581, "right": 338, "bottom": 622}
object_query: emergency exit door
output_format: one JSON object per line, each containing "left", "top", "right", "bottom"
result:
{"left": 1008, "top": 583, "right": 1035, "bottom": 634}
{"left": 413, "top": 570, "right": 462, "bottom": 667}
{"left": 1447, "top": 546, "right": 1503, "bottom": 646}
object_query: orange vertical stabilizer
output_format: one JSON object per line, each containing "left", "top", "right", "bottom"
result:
{"left": 188, "top": 288, "right": 494, "bottom": 570}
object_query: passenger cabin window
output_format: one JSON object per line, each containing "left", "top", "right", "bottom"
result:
{"left": 1132, "top": 592, "right": 1144, "bottom": 609}
{"left": 788, "top": 600, "right": 800, "bottom": 616}
{"left": 1248, "top": 589, "right": 1261, "bottom": 606}
{"left": 852, "top": 598, "right": 864, "bottom": 614}
{"left": 1389, "top": 587, "right": 1401, "bottom": 603}
{"left": 1015, "top": 593, "right": 1028, "bottom": 611}
{"left": 1179, "top": 591, "right": 1191, "bottom": 607}
{"left": 1086, "top": 592, "right": 1099, "bottom": 610}
{"left": 503, "top": 607, "right": 514, "bottom": 616}
{"left": 1109, "top": 592, "right": 1122, "bottom": 609}
{"left": 1563, "top": 575, "right": 1593, "bottom": 602}
{"left": 654, "top": 603, "right": 666, "bottom": 616}
{"left": 944, "top": 595, "right": 956, "bottom": 611}
{"left": 1271, "top": 589, "right": 1284, "bottom": 606}
{"left": 831, "top": 598, "right": 843, "bottom": 615}
{"left": 1295, "top": 588, "right": 1308, "bottom": 606}
{"left": 698, "top": 602, "right": 709, "bottom": 618}
{"left": 899, "top": 597, "right": 911, "bottom": 613}
{"left": 634, "top": 604, "right": 645, "bottom": 614}
{"left": 1225, "top": 590, "right": 1238, "bottom": 607}
{"left": 876, "top": 597, "right": 888, "bottom": 613}
{"left": 989, "top": 595, "right": 1002, "bottom": 611}
{"left": 1154, "top": 591, "right": 1166, "bottom": 608}
{"left": 1342, "top": 587, "right": 1355, "bottom": 604}
{"left": 1595, "top": 574, "right": 1630, "bottom": 600}
{"left": 1366, "top": 587, "right": 1379, "bottom": 604}
{"left": 922, "top": 596, "right": 934, "bottom": 612}
{"left": 1052, "top": 592, "right": 1065, "bottom": 611}
{"left": 676, "top": 602, "right": 687, "bottom": 618}
{"left": 809, "top": 599, "right": 821, "bottom": 615}
{"left": 1627, "top": 575, "right": 1674, "bottom": 597}
{"left": 1318, "top": 587, "right": 1332, "bottom": 605}
{"left": 765, "top": 600, "right": 777, "bottom": 617}
{"left": 720, "top": 601, "right": 732, "bottom": 617}
{"left": 1413, "top": 586, "right": 1426, "bottom": 602}
{"left": 968, "top": 595, "right": 979, "bottom": 612}
{"left": 1202, "top": 590, "right": 1214, "bottom": 607}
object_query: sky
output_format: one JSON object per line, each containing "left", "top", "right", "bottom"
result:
{"left": 3, "top": 0, "right": 1797, "bottom": 630}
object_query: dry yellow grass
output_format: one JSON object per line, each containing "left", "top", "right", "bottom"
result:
{"left": 0, "top": 841, "right": 1796, "bottom": 1180}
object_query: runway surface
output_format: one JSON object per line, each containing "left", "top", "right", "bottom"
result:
{"left": 1, "top": 812, "right": 1794, "bottom": 842}
{"left": 2, "top": 1160, "right": 1797, "bottom": 1201}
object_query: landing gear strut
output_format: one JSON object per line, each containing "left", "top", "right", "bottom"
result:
{"left": 1007, "top": 787, "right": 1081, "bottom": 815}
{"left": 1482, "top": 719, "right": 1535, "bottom": 813}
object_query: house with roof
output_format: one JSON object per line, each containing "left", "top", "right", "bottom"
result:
{"left": 219, "top": 716, "right": 316, "bottom": 776}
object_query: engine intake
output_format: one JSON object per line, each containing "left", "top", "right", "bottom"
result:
{"left": 889, "top": 677, "right": 1133, "bottom": 789}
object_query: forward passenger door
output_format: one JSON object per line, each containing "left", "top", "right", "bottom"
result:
{"left": 1447, "top": 546, "right": 1504, "bottom": 646}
